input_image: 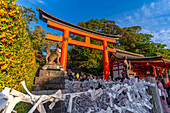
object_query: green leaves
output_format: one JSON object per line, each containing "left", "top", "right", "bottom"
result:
{"left": 0, "top": 0, "right": 38, "bottom": 94}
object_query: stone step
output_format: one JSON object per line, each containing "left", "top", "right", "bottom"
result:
{"left": 39, "top": 70, "right": 65, "bottom": 77}
{"left": 34, "top": 76, "right": 65, "bottom": 85}
{"left": 32, "top": 84, "right": 65, "bottom": 91}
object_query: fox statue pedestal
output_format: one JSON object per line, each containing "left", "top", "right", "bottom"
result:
{"left": 32, "top": 64, "right": 66, "bottom": 113}
{"left": 32, "top": 64, "right": 65, "bottom": 91}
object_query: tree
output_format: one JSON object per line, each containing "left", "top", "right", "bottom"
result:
{"left": 0, "top": 0, "right": 37, "bottom": 92}
{"left": 67, "top": 18, "right": 170, "bottom": 75}
{"left": 19, "top": 6, "right": 58, "bottom": 66}
{"left": 19, "top": 6, "right": 38, "bottom": 25}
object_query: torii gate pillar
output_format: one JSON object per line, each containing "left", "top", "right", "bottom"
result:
{"left": 60, "top": 30, "right": 69, "bottom": 71}
{"left": 103, "top": 40, "right": 110, "bottom": 79}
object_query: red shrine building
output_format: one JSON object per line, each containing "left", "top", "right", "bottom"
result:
{"left": 109, "top": 48, "right": 170, "bottom": 80}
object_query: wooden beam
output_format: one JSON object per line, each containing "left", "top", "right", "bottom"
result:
{"left": 68, "top": 38, "right": 103, "bottom": 50}
{"left": 152, "top": 66, "right": 157, "bottom": 77}
{"left": 113, "top": 68, "right": 124, "bottom": 71}
{"left": 47, "top": 34, "right": 116, "bottom": 52}
{"left": 108, "top": 47, "right": 116, "bottom": 53}
{"left": 48, "top": 20, "right": 116, "bottom": 43}
{"left": 46, "top": 34, "right": 63, "bottom": 42}
{"left": 133, "top": 64, "right": 148, "bottom": 67}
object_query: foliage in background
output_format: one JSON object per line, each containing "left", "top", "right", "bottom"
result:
{"left": 18, "top": 6, "right": 58, "bottom": 66}
{"left": 0, "top": 0, "right": 38, "bottom": 97}
{"left": 0, "top": 0, "right": 40, "bottom": 112}
{"left": 29, "top": 25, "right": 58, "bottom": 66}
{"left": 18, "top": 6, "right": 58, "bottom": 67}
{"left": 67, "top": 18, "right": 170, "bottom": 75}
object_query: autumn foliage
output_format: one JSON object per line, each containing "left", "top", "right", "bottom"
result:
{"left": 0, "top": 0, "right": 38, "bottom": 92}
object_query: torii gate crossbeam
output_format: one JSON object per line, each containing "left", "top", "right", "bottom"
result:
{"left": 37, "top": 7, "right": 120, "bottom": 80}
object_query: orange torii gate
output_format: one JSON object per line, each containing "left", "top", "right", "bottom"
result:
{"left": 37, "top": 7, "right": 120, "bottom": 80}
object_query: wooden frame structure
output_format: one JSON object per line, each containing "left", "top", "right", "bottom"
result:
{"left": 110, "top": 49, "right": 170, "bottom": 80}
{"left": 37, "top": 7, "right": 120, "bottom": 80}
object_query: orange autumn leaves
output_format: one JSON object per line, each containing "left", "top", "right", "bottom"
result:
{"left": 0, "top": 0, "right": 38, "bottom": 94}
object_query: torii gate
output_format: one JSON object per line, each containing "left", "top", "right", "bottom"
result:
{"left": 37, "top": 7, "right": 120, "bottom": 80}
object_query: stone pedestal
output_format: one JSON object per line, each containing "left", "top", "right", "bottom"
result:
{"left": 32, "top": 64, "right": 65, "bottom": 91}
{"left": 32, "top": 64, "right": 66, "bottom": 113}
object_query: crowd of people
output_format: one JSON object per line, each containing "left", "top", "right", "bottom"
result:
{"left": 65, "top": 69, "right": 100, "bottom": 82}
{"left": 65, "top": 69, "right": 144, "bottom": 83}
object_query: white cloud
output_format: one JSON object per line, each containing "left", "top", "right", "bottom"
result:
{"left": 141, "top": 4, "right": 151, "bottom": 16}
{"left": 143, "top": 28, "right": 170, "bottom": 48}
{"left": 37, "top": 0, "right": 45, "bottom": 4}
{"left": 134, "top": 12, "right": 140, "bottom": 18}
{"left": 27, "top": 0, "right": 45, "bottom": 5}
{"left": 160, "top": 30, "right": 165, "bottom": 33}
{"left": 126, "top": 16, "right": 132, "bottom": 20}
{"left": 150, "top": 2, "right": 155, "bottom": 8}
{"left": 113, "top": 0, "right": 170, "bottom": 48}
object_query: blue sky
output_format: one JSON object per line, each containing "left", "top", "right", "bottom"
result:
{"left": 17, "top": 0, "right": 170, "bottom": 49}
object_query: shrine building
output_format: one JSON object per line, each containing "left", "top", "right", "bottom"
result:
{"left": 109, "top": 48, "right": 170, "bottom": 80}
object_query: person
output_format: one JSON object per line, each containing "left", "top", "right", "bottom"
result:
{"left": 165, "top": 78, "right": 170, "bottom": 89}
{"left": 119, "top": 74, "right": 125, "bottom": 82}
{"left": 80, "top": 72, "right": 84, "bottom": 77}
{"left": 89, "top": 74, "right": 93, "bottom": 80}
{"left": 65, "top": 73, "right": 69, "bottom": 79}
{"left": 157, "top": 76, "right": 170, "bottom": 113}
{"left": 115, "top": 77, "right": 120, "bottom": 82}
{"left": 80, "top": 74, "right": 87, "bottom": 82}
{"left": 164, "top": 78, "right": 170, "bottom": 105}
{"left": 75, "top": 73, "right": 80, "bottom": 80}
{"left": 135, "top": 76, "right": 140, "bottom": 82}
{"left": 123, "top": 56, "right": 128, "bottom": 70}
{"left": 83, "top": 74, "right": 87, "bottom": 81}
{"left": 108, "top": 76, "right": 112, "bottom": 81}
{"left": 96, "top": 76, "right": 101, "bottom": 80}
{"left": 68, "top": 69, "right": 73, "bottom": 81}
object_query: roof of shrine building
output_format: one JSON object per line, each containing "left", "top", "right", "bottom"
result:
{"left": 110, "top": 48, "right": 170, "bottom": 64}
{"left": 36, "top": 7, "right": 120, "bottom": 40}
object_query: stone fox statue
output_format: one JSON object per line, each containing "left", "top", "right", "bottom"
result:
{"left": 46, "top": 43, "right": 62, "bottom": 64}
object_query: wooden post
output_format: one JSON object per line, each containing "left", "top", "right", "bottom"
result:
{"left": 60, "top": 30, "right": 69, "bottom": 71}
{"left": 159, "top": 68, "right": 162, "bottom": 77}
{"left": 140, "top": 69, "right": 142, "bottom": 79}
{"left": 152, "top": 66, "right": 157, "bottom": 77}
{"left": 103, "top": 40, "right": 110, "bottom": 80}
{"left": 145, "top": 71, "right": 147, "bottom": 77}
{"left": 145, "top": 77, "right": 163, "bottom": 113}
{"left": 85, "top": 36, "right": 90, "bottom": 44}
{"left": 117, "top": 61, "right": 120, "bottom": 75}
{"left": 165, "top": 68, "right": 169, "bottom": 81}
{"left": 132, "top": 66, "right": 134, "bottom": 72}
{"left": 111, "top": 65, "right": 114, "bottom": 79}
